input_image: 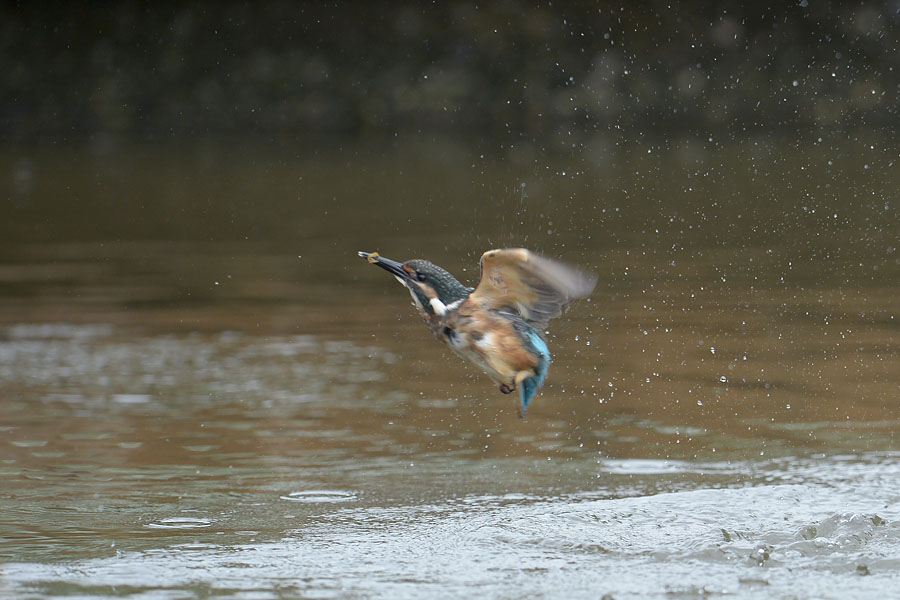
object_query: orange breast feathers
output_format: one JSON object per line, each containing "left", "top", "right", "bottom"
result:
{"left": 456, "top": 309, "right": 538, "bottom": 373}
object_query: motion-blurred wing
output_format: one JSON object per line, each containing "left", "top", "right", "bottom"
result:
{"left": 469, "top": 248, "right": 597, "bottom": 329}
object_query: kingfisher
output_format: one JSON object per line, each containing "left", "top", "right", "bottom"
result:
{"left": 358, "top": 248, "right": 596, "bottom": 418}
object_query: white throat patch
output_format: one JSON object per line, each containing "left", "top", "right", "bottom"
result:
{"left": 405, "top": 287, "right": 425, "bottom": 311}
{"left": 429, "top": 298, "right": 448, "bottom": 316}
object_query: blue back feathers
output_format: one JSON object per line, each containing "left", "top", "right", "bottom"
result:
{"left": 520, "top": 328, "right": 551, "bottom": 414}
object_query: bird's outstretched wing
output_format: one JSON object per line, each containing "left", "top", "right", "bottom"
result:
{"left": 469, "top": 248, "right": 597, "bottom": 330}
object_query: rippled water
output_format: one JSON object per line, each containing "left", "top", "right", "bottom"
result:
{"left": 1, "top": 140, "right": 898, "bottom": 598}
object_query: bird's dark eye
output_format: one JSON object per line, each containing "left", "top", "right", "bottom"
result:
{"left": 416, "top": 272, "right": 427, "bottom": 282}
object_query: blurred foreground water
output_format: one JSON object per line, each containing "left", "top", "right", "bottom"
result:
{"left": 0, "top": 139, "right": 898, "bottom": 598}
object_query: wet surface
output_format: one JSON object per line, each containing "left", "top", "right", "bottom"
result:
{"left": 0, "top": 140, "right": 898, "bottom": 598}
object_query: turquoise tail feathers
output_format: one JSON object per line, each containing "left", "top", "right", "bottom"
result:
{"left": 519, "top": 377, "right": 540, "bottom": 414}
{"left": 519, "top": 329, "right": 551, "bottom": 416}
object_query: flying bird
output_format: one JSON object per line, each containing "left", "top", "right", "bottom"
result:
{"left": 359, "top": 248, "right": 596, "bottom": 418}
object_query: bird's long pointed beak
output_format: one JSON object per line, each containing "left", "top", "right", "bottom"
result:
{"left": 358, "top": 251, "right": 411, "bottom": 280}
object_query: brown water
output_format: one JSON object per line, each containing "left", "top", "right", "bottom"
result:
{"left": 0, "top": 138, "right": 898, "bottom": 598}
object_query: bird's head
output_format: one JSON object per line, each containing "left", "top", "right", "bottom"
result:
{"left": 359, "top": 251, "right": 471, "bottom": 316}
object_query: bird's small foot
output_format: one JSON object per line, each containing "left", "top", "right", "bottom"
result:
{"left": 517, "top": 408, "right": 528, "bottom": 422}
{"left": 499, "top": 383, "right": 514, "bottom": 394}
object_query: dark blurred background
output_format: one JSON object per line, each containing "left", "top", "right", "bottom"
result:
{"left": 2, "top": 1, "right": 898, "bottom": 248}
{"left": 0, "top": 1, "right": 896, "bottom": 316}
{"left": 2, "top": 1, "right": 897, "bottom": 143}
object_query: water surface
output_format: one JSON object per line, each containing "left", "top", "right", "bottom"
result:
{"left": 0, "top": 139, "right": 898, "bottom": 598}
